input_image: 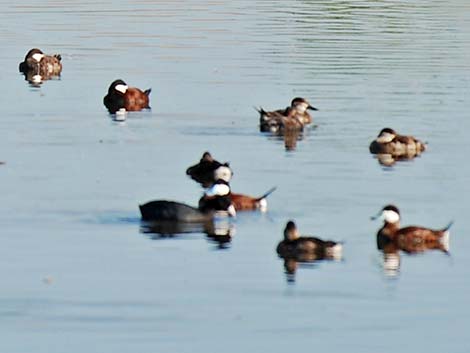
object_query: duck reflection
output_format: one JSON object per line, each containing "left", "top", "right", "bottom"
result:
{"left": 276, "top": 221, "right": 343, "bottom": 283}
{"left": 21, "top": 71, "right": 62, "bottom": 87}
{"left": 140, "top": 218, "right": 235, "bottom": 249}
{"left": 373, "top": 205, "right": 452, "bottom": 277}
{"left": 375, "top": 152, "right": 424, "bottom": 167}
{"left": 266, "top": 129, "right": 306, "bottom": 151}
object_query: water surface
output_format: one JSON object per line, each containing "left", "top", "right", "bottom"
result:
{"left": 1, "top": 1, "right": 470, "bottom": 352}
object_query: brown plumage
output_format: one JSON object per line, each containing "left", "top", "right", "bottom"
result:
{"left": 374, "top": 205, "right": 452, "bottom": 254}
{"left": 229, "top": 187, "right": 276, "bottom": 211}
{"left": 258, "top": 97, "right": 317, "bottom": 133}
{"left": 123, "top": 87, "right": 151, "bottom": 111}
{"left": 369, "top": 128, "right": 426, "bottom": 156}
{"left": 103, "top": 79, "right": 151, "bottom": 114}
{"left": 19, "top": 48, "right": 62, "bottom": 83}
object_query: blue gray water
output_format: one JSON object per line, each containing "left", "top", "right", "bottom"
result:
{"left": 1, "top": 1, "right": 470, "bottom": 352}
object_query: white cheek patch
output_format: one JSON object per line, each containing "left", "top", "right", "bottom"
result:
{"left": 383, "top": 210, "right": 400, "bottom": 223}
{"left": 205, "top": 183, "right": 230, "bottom": 197}
{"left": 32, "top": 53, "right": 44, "bottom": 62}
{"left": 115, "top": 84, "right": 128, "bottom": 94}
{"left": 376, "top": 132, "right": 395, "bottom": 144}
{"left": 214, "top": 166, "right": 232, "bottom": 182}
{"left": 296, "top": 102, "right": 308, "bottom": 113}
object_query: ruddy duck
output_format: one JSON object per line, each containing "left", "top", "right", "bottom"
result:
{"left": 140, "top": 179, "right": 235, "bottom": 222}
{"left": 199, "top": 186, "right": 276, "bottom": 212}
{"left": 258, "top": 97, "right": 318, "bottom": 133}
{"left": 369, "top": 128, "right": 426, "bottom": 157}
{"left": 19, "top": 48, "right": 62, "bottom": 83}
{"left": 372, "top": 205, "right": 452, "bottom": 253}
{"left": 229, "top": 187, "right": 277, "bottom": 212}
{"left": 276, "top": 221, "right": 342, "bottom": 259}
{"left": 186, "top": 152, "right": 232, "bottom": 188}
{"left": 103, "top": 79, "right": 151, "bottom": 114}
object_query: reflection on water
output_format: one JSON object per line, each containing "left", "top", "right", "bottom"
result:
{"left": 140, "top": 217, "right": 235, "bottom": 249}
{"left": 263, "top": 128, "right": 312, "bottom": 151}
{"left": 1, "top": 0, "right": 469, "bottom": 351}
{"left": 278, "top": 251, "right": 342, "bottom": 283}
{"left": 20, "top": 72, "right": 61, "bottom": 87}
{"left": 373, "top": 152, "right": 424, "bottom": 167}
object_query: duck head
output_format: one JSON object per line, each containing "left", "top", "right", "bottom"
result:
{"left": 371, "top": 204, "right": 401, "bottom": 225}
{"left": 291, "top": 97, "right": 318, "bottom": 113}
{"left": 376, "top": 128, "right": 397, "bottom": 144}
{"left": 284, "top": 220, "right": 300, "bottom": 241}
{"left": 25, "top": 48, "right": 44, "bottom": 62}
{"left": 108, "top": 79, "right": 128, "bottom": 95}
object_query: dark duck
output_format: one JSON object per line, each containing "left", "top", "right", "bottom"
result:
{"left": 103, "top": 79, "right": 151, "bottom": 114}
{"left": 186, "top": 152, "right": 232, "bottom": 188}
{"left": 140, "top": 179, "right": 236, "bottom": 222}
{"left": 276, "top": 221, "right": 342, "bottom": 260}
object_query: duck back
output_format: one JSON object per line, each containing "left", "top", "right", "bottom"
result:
{"left": 140, "top": 200, "right": 207, "bottom": 222}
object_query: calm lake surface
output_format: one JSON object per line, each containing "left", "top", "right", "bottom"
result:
{"left": 1, "top": 1, "right": 470, "bottom": 352}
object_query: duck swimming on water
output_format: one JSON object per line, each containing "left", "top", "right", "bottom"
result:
{"left": 276, "top": 221, "right": 342, "bottom": 259}
{"left": 369, "top": 128, "right": 426, "bottom": 157}
{"left": 258, "top": 97, "right": 318, "bottom": 133}
{"left": 104, "top": 79, "right": 151, "bottom": 114}
{"left": 139, "top": 179, "right": 236, "bottom": 222}
{"left": 186, "top": 151, "right": 232, "bottom": 188}
{"left": 372, "top": 205, "right": 452, "bottom": 254}
{"left": 19, "top": 48, "right": 62, "bottom": 84}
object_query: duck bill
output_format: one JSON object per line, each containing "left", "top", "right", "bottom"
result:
{"left": 370, "top": 211, "right": 382, "bottom": 221}
{"left": 308, "top": 105, "right": 318, "bottom": 111}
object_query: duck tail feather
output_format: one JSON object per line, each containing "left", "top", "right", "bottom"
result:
{"left": 257, "top": 186, "right": 277, "bottom": 201}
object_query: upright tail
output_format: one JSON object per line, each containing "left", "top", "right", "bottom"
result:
{"left": 255, "top": 106, "right": 267, "bottom": 115}
{"left": 442, "top": 221, "right": 454, "bottom": 232}
{"left": 256, "top": 186, "right": 277, "bottom": 201}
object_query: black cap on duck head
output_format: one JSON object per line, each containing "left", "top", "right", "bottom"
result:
{"left": 381, "top": 204, "right": 400, "bottom": 224}
{"left": 109, "top": 79, "right": 128, "bottom": 94}
{"left": 376, "top": 128, "right": 397, "bottom": 143}
{"left": 24, "top": 48, "right": 43, "bottom": 60}
{"left": 291, "top": 97, "right": 318, "bottom": 111}
{"left": 378, "top": 128, "right": 397, "bottom": 136}
{"left": 284, "top": 220, "right": 300, "bottom": 241}
{"left": 382, "top": 204, "right": 400, "bottom": 214}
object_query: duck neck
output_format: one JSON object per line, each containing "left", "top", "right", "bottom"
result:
{"left": 379, "top": 221, "right": 400, "bottom": 240}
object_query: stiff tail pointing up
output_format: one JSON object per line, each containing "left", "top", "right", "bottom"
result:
{"left": 256, "top": 186, "right": 277, "bottom": 201}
